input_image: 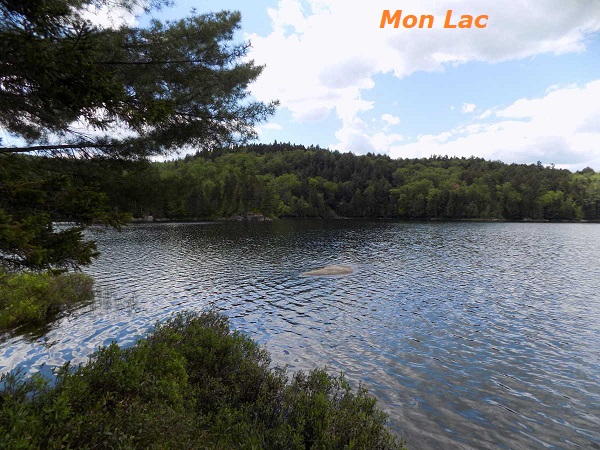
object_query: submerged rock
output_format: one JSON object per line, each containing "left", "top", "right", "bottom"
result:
{"left": 302, "top": 265, "right": 353, "bottom": 276}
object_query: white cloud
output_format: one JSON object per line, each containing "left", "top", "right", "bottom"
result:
{"left": 247, "top": 0, "right": 600, "bottom": 160}
{"left": 256, "top": 122, "right": 284, "bottom": 137}
{"left": 255, "top": 122, "right": 283, "bottom": 138}
{"left": 387, "top": 80, "right": 600, "bottom": 170}
{"left": 478, "top": 109, "right": 493, "bottom": 119}
{"left": 542, "top": 83, "right": 578, "bottom": 98}
{"left": 461, "top": 103, "right": 477, "bottom": 114}
{"left": 577, "top": 111, "right": 600, "bottom": 134}
{"left": 82, "top": 2, "right": 143, "bottom": 28}
{"left": 262, "top": 123, "right": 284, "bottom": 130}
{"left": 382, "top": 114, "right": 401, "bottom": 125}
{"left": 372, "top": 132, "right": 404, "bottom": 149}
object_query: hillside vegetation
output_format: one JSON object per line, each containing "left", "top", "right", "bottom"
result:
{"left": 97, "top": 143, "right": 600, "bottom": 221}
{"left": 4, "top": 144, "right": 600, "bottom": 227}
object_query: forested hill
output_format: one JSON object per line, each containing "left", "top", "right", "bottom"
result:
{"left": 91, "top": 143, "right": 597, "bottom": 221}
{"left": 17, "top": 143, "right": 600, "bottom": 221}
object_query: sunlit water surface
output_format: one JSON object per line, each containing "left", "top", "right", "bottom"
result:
{"left": 1, "top": 221, "right": 600, "bottom": 449}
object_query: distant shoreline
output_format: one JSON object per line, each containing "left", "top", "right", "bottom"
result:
{"left": 130, "top": 216, "right": 599, "bottom": 224}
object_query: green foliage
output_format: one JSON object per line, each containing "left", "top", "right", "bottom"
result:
{"left": 1, "top": 0, "right": 127, "bottom": 143}
{"left": 571, "top": 169, "right": 600, "bottom": 220}
{"left": 0, "top": 155, "right": 129, "bottom": 270}
{"left": 0, "top": 270, "right": 94, "bottom": 328}
{"left": 1, "top": 0, "right": 277, "bottom": 273}
{"left": 0, "top": 1, "right": 276, "bottom": 158}
{"left": 0, "top": 311, "right": 404, "bottom": 449}
{"left": 80, "top": 143, "right": 599, "bottom": 222}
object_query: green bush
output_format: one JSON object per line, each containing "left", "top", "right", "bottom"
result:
{"left": 0, "top": 311, "right": 405, "bottom": 449}
{"left": 0, "top": 270, "right": 94, "bottom": 329}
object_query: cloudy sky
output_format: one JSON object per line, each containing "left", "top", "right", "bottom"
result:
{"left": 105, "top": 1, "right": 600, "bottom": 169}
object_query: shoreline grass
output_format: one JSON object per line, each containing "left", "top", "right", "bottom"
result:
{"left": 0, "top": 270, "right": 94, "bottom": 329}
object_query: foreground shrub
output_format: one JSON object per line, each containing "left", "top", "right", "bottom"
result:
{"left": 0, "top": 271, "right": 94, "bottom": 329}
{"left": 0, "top": 311, "right": 405, "bottom": 449}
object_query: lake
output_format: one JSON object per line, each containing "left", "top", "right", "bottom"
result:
{"left": 1, "top": 220, "right": 599, "bottom": 449}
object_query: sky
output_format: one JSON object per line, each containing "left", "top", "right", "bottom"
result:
{"left": 73, "top": 1, "right": 600, "bottom": 170}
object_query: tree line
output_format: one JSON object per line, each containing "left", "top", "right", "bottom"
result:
{"left": 101, "top": 143, "right": 600, "bottom": 221}
{"left": 26, "top": 142, "right": 600, "bottom": 223}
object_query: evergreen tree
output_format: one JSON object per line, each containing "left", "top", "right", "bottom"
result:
{"left": 0, "top": 1, "right": 276, "bottom": 158}
{"left": 0, "top": 1, "right": 276, "bottom": 270}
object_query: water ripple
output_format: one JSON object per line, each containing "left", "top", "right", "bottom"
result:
{"left": 1, "top": 221, "right": 600, "bottom": 449}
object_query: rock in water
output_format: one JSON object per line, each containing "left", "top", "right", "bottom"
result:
{"left": 302, "top": 265, "right": 353, "bottom": 276}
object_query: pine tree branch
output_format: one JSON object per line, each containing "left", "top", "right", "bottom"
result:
{"left": 0, "top": 143, "right": 115, "bottom": 154}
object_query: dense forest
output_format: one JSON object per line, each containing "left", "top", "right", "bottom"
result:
{"left": 7, "top": 142, "right": 600, "bottom": 224}
{"left": 97, "top": 143, "right": 600, "bottom": 221}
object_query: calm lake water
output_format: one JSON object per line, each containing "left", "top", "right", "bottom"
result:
{"left": 1, "top": 220, "right": 600, "bottom": 449}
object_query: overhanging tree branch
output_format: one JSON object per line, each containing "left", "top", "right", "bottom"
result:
{"left": 0, "top": 9, "right": 275, "bottom": 159}
{"left": 0, "top": 144, "right": 116, "bottom": 154}
{"left": 0, "top": 3, "right": 277, "bottom": 270}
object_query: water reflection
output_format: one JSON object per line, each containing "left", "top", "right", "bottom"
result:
{"left": 1, "top": 220, "right": 600, "bottom": 449}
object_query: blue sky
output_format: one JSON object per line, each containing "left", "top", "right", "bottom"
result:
{"left": 99, "top": 1, "right": 600, "bottom": 169}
